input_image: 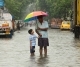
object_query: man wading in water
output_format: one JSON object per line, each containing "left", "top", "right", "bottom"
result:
{"left": 35, "top": 16, "right": 49, "bottom": 57}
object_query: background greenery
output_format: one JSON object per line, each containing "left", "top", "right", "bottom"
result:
{"left": 5, "top": 0, "right": 73, "bottom": 20}
{"left": 38, "top": 0, "right": 73, "bottom": 19}
{"left": 5, "top": 0, "right": 34, "bottom": 19}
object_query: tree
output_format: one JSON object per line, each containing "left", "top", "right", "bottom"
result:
{"left": 38, "top": 0, "right": 73, "bottom": 19}
{"left": 5, "top": 0, "right": 34, "bottom": 19}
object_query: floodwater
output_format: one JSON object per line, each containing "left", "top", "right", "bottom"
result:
{"left": 0, "top": 26, "right": 80, "bottom": 67}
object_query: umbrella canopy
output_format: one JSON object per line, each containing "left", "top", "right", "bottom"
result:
{"left": 24, "top": 11, "right": 48, "bottom": 22}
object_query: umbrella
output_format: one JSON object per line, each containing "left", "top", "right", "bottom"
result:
{"left": 24, "top": 11, "right": 48, "bottom": 22}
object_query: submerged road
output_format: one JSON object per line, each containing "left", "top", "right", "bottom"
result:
{"left": 0, "top": 26, "right": 80, "bottom": 67}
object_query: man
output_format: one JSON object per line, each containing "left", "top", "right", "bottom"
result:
{"left": 17, "top": 21, "right": 20, "bottom": 33}
{"left": 35, "top": 16, "right": 49, "bottom": 57}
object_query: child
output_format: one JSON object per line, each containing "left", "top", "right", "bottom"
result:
{"left": 28, "top": 29, "right": 38, "bottom": 56}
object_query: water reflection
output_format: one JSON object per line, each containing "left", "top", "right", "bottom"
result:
{"left": 73, "top": 38, "right": 80, "bottom": 47}
{"left": 36, "top": 56, "right": 49, "bottom": 67}
{"left": 29, "top": 55, "right": 49, "bottom": 67}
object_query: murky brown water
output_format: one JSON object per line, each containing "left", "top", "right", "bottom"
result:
{"left": 0, "top": 26, "right": 80, "bottom": 67}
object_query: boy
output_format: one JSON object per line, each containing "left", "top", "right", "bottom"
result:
{"left": 28, "top": 29, "right": 38, "bottom": 56}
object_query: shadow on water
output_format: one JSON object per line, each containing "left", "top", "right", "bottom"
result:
{"left": 36, "top": 56, "right": 49, "bottom": 67}
{"left": 73, "top": 38, "right": 80, "bottom": 47}
{"left": 29, "top": 55, "right": 49, "bottom": 67}
{"left": 0, "top": 36, "right": 12, "bottom": 40}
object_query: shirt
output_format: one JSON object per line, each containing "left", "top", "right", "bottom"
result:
{"left": 35, "top": 20, "right": 49, "bottom": 38}
{"left": 29, "top": 34, "right": 37, "bottom": 46}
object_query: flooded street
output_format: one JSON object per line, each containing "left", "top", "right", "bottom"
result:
{"left": 0, "top": 26, "right": 80, "bottom": 67}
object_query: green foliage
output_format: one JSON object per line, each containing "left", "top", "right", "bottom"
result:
{"left": 38, "top": 0, "right": 73, "bottom": 19}
{"left": 5, "top": 0, "right": 73, "bottom": 20}
{"left": 5, "top": 0, "right": 34, "bottom": 19}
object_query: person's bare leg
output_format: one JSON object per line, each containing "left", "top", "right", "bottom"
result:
{"left": 31, "top": 53, "right": 34, "bottom": 56}
{"left": 39, "top": 46, "right": 43, "bottom": 57}
{"left": 44, "top": 46, "right": 47, "bottom": 57}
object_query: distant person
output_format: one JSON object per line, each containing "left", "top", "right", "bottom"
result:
{"left": 28, "top": 29, "right": 38, "bottom": 56}
{"left": 30, "top": 23, "right": 32, "bottom": 27}
{"left": 12, "top": 19, "right": 15, "bottom": 31}
{"left": 35, "top": 16, "right": 49, "bottom": 57}
{"left": 17, "top": 21, "right": 20, "bottom": 32}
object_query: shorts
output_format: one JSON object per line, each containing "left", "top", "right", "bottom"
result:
{"left": 30, "top": 46, "right": 35, "bottom": 53}
{"left": 38, "top": 38, "right": 49, "bottom": 47}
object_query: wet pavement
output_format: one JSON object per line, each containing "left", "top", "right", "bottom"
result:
{"left": 0, "top": 26, "right": 80, "bottom": 67}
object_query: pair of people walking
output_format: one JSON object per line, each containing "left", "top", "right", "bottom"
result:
{"left": 28, "top": 16, "right": 49, "bottom": 57}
